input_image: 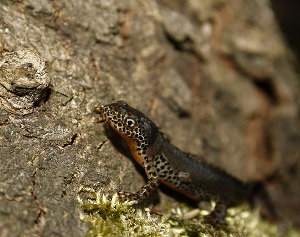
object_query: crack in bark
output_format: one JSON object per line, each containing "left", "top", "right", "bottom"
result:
{"left": 97, "top": 139, "right": 108, "bottom": 151}
{"left": 30, "top": 170, "right": 47, "bottom": 230}
{"left": 62, "top": 133, "right": 78, "bottom": 148}
{"left": 163, "top": 29, "right": 205, "bottom": 61}
{"left": 220, "top": 53, "right": 280, "bottom": 105}
{"left": 251, "top": 78, "right": 279, "bottom": 106}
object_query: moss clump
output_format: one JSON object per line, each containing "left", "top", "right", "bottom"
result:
{"left": 78, "top": 188, "right": 170, "bottom": 237}
{"left": 78, "top": 188, "right": 300, "bottom": 237}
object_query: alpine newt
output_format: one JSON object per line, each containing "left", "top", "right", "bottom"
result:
{"left": 95, "top": 100, "right": 276, "bottom": 224}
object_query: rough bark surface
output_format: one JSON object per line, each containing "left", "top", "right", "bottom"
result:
{"left": 0, "top": 0, "right": 299, "bottom": 236}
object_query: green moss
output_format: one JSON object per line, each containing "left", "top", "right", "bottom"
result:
{"left": 78, "top": 188, "right": 169, "bottom": 236}
{"left": 78, "top": 188, "right": 300, "bottom": 237}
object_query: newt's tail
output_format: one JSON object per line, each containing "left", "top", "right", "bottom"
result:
{"left": 247, "top": 181, "right": 278, "bottom": 221}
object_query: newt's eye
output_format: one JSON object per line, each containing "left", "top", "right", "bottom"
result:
{"left": 126, "top": 118, "right": 135, "bottom": 127}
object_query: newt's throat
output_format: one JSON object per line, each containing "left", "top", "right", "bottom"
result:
{"left": 112, "top": 126, "right": 146, "bottom": 167}
{"left": 126, "top": 139, "right": 145, "bottom": 167}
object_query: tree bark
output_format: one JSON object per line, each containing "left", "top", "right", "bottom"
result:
{"left": 0, "top": 0, "right": 299, "bottom": 236}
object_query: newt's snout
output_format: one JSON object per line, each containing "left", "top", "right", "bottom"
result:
{"left": 94, "top": 104, "right": 107, "bottom": 122}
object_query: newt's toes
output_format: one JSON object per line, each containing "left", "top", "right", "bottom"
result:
{"left": 117, "top": 191, "right": 138, "bottom": 202}
{"left": 204, "top": 214, "right": 227, "bottom": 228}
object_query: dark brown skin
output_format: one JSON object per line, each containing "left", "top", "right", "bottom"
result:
{"left": 95, "top": 101, "right": 276, "bottom": 225}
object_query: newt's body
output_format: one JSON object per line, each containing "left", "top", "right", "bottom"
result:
{"left": 95, "top": 101, "right": 276, "bottom": 224}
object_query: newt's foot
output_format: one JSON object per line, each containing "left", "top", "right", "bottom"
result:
{"left": 204, "top": 214, "right": 227, "bottom": 227}
{"left": 117, "top": 191, "right": 139, "bottom": 203}
{"left": 204, "top": 202, "right": 227, "bottom": 227}
{"left": 118, "top": 178, "right": 159, "bottom": 203}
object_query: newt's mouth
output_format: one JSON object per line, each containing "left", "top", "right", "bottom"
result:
{"left": 94, "top": 104, "right": 107, "bottom": 123}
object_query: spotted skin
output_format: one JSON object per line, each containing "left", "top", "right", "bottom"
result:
{"left": 97, "top": 101, "right": 159, "bottom": 201}
{"left": 95, "top": 101, "right": 276, "bottom": 225}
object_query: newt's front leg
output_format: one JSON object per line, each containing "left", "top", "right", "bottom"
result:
{"left": 118, "top": 155, "right": 160, "bottom": 202}
{"left": 118, "top": 177, "right": 159, "bottom": 202}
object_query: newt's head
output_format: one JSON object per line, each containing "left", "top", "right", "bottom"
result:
{"left": 95, "top": 101, "right": 158, "bottom": 147}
